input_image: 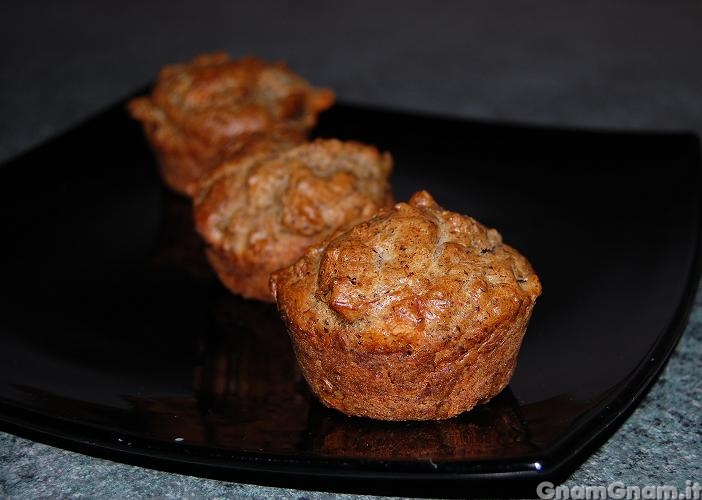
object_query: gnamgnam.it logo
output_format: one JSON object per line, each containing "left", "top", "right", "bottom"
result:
{"left": 537, "top": 480, "right": 701, "bottom": 500}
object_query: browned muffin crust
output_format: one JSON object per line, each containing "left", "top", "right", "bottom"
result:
{"left": 194, "top": 139, "right": 394, "bottom": 302}
{"left": 128, "top": 52, "right": 334, "bottom": 196}
{"left": 271, "top": 191, "right": 541, "bottom": 421}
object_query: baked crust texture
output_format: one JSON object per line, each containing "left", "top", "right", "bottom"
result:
{"left": 271, "top": 191, "right": 541, "bottom": 420}
{"left": 128, "top": 52, "right": 334, "bottom": 196}
{"left": 195, "top": 139, "right": 393, "bottom": 302}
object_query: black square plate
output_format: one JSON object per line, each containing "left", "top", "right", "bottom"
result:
{"left": 0, "top": 97, "right": 700, "bottom": 497}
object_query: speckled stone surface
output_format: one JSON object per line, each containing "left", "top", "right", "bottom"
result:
{"left": 1, "top": 1, "right": 701, "bottom": 497}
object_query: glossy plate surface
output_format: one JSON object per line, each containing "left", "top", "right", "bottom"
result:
{"left": 0, "top": 99, "right": 700, "bottom": 497}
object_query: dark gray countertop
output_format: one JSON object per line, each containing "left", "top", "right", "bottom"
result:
{"left": 1, "top": 1, "right": 701, "bottom": 497}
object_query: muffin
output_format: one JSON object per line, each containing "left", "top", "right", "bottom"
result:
{"left": 270, "top": 191, "right": 541, "bottom": 421}
{"left": 194, "top": 139, "right": 394, "bottom": 302}
{"left": 128, "top": 52, "right": 335, "bottom": 196}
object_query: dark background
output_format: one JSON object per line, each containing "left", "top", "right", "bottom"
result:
{"left": 1, "top": 1, "right": 702, "bottom": 163}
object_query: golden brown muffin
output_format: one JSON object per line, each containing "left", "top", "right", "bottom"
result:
{"left": 270, "top": 191, "right": 542, "bottom": 421}
{"left": 194, "top": 139, "right": 394, "bottom": 302}
{"left": 128, "top": 52, "right": 334, "bottom": 196}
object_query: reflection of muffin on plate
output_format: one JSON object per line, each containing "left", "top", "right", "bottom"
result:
{"left": 271, "top": 191, "right": 541, "bottom": 421}
{"left": 194, "top": 139, "right": 393, "bottom": 302}
{"left": 128, "top": 53, "right": 334, "bottom": 196}
{"left": 309, "top": 390, "right": 531, "bottom": 461}
{"left": 191, "top": 298, "right": 310, "bottom": 450}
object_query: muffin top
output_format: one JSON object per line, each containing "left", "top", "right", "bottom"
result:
{"left": 271, "top": 191, "right": 541, "bottom": 354}
{"left": 130, "top": 53, "right": 334, "bottom": 143}
{"left": 194, "top": 139, "right": 393, "bottom": 274}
